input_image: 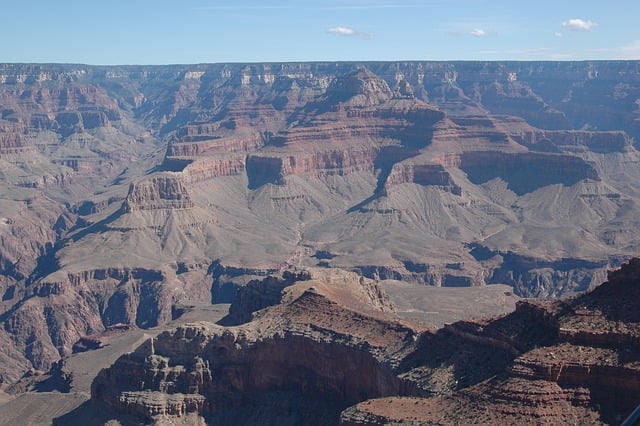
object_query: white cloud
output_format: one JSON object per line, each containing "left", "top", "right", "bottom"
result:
{"left": 470, "top": 28, "right": 487, "bottom": 37}
{"left": 327, "top": 26, "right": 373, "bottom": 40}
{"left": 562, "top": 19, "right": 597, "bottom": 31}
{"left": 555, "top": 32, "right": 563, "bottom": 38}
{"left": 328, "top": 26, "right": 356, "bottom": 36}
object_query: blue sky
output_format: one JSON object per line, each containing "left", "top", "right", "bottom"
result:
{"left": 3, "top": 0, "right": 639, "bottom": 64}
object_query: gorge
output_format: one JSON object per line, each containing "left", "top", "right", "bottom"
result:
{"left": 1, "top": 61, "right": 640, "bottom": 424}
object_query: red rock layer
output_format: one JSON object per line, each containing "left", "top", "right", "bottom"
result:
{"left": 90, "top": 270, "right": 425, "bottom": 421}
{"left": 340, "top": 258, "right": 640, "bottom": 424}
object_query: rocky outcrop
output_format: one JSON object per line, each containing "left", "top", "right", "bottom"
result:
{"left": 340, "top": 379, "right": 599, "bottom": 425}
{"left": 121, "top": 175, "right": 194, "bottom": 212}
{"left": 482, "top": 251, "right": 612, "bottom": 297}
{"left": 384, "top": 163, "right": 462, "bottom": 195}
{"left": 180, "top": 156, "right": 246, "bottom": 183}
{"left": 453, "top": 150, "right": 600, "bottom": 195}
{"left": 93, "top": 327, "right": 422, "bottom": 420}
{"left": 88, "top": 259, "right": 640, "bottom": 424}
{"left": 511, "top": 127, "right": 632, "bottom": 153}
{"left": 90, "top": 269, "right": 423, "bottom": 423}
{"left": 340, "top": 258, "right": 640, "bottom": 425}
{"left": 323, "top": 68, "right": 394, "bottom": 108}
{"left": 0, "top": 265, "right": 174, "bottom": 384}
{"left": 0, "top": 195, "right": 73, "bottom": 283}
{"left": 352, "top": 263, "right": 484, "bottom": 288}
{"left": 224, "top": 269, "right": 312, "bottom": 324}
{"left": 246, "top": 148, "right": 379, "bottom": 188}
{"left": 166, "top": 134, "right": 264, "bottom": 157}
{"left": 0, "top": 129, "right": 34, "bottom": 156}
{"left": 23, "top": 62, "right": 628, "bottom": 302}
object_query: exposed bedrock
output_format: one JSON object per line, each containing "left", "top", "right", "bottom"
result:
{"left": 90, "top": 269, "right": 423, "bottom": 421}
{"left": 122, "top": 174, "right": 194, "bottom": 212}
{"left": 340, "top": 245, "right": 617, "bottom": 296}
{"left": 323, "top": 68, "right": 394, "bottom": 107}
{"left": 223, "top": 270, "right": 312, "bottom": 325}
{"left": 208, "top": 261, "right": 279, "bottom": 304}
{"left": 91, "top": 328, "right": 422, "bottom": 420}
{"left": 3, "top": 62, "right": 640, "bottom": 409}
{"left": 456, "top": 150, "right": 600, "bottom": 195}
{"left": 510, "top": 128, "right": 632, "bottom": 153}
{"left": 339, "top": 259, "right": 640, "bottom": 425}
{"left": 54, "top": 110, "right": 114, "bottom": 136}
{"left": 0, "top": 130, "right": 34, "bottom": 156}
{"left": 468, "top": 245, "right": 618, "bottom": 297}
{"left": 0, "top": 196, "right": 71, "bottom": 283}
{"left": 183, "top": 157, "right": 246, "bottom": 183}
{"left": 0, "top": 83, "right": 122, "bottom": 140}
{"left": 81, "top": 256, "right": 640, "bottom": 425}
{"left": 352, "top": 264, "right": 484, "bottom": 288}
{"left": 472, "top": 80, "right": 571, "bottom": 130}
{"left": 384, "top": 163, "right": 462, "bottom": 195}
{"left": 245, "top": 155, "right": 285, "bottom": 189}
{"left": 0, "top": 266, "right": 174, "bottom": 384}
{"left": 166, "top": 133, "right": 264, "bottom": 156}
{"left": 247, "top": 148, "right": 380, "bottom": 189}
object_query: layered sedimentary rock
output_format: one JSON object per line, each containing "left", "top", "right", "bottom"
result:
{"left": 2, "top": 61, "right": 640, "bottom": 387}
{"left": 0, "top": 265, "right": 175, "bottom": 384}
{"left": 384, "top": 163, "right": 462, "bottom": 195}
{"left": 122, "top": 175, "right": 194, "bottom": 212}
{"left": 90, "top": 269, "right": 423, "bottom": 423}
{"left": 88, "top": 259, "right": 640, "bottom": 425}
{"left": 341, "top": 258, "right": 640, "bottom": 425}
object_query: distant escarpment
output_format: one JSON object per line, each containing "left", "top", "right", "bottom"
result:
{"left": 384, "top": 164, "right": 462, "bottom": 195}
{"left": 0, "top": 70, "right": 151, "bottom": 187}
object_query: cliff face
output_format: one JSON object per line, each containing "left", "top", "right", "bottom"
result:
{"left": 0, "top": 67, "right": 153, "bottom": 186}
{"left": 90, "top": 269, "right": 423, "bottom": 423}
{"left": 2, "top": 61, "right": 640, "bottom": 386}
{"left": 87, "top": 260, "right": 640, "bottom": 425}
{"left": 122, "top": 175, "right": 194, "bottom": 212}
{"left": 0, "top": 266, "right": 174, "bottom": 384}
{"left": 340, "top": 258, "right": 640, "bottom": 425}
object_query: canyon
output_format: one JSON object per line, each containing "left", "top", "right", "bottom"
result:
{"left": 51, "top": 259, "right": 640, "bottom": 424}
{"left": 1, "top": 61, "right": 640, "bottom": 423}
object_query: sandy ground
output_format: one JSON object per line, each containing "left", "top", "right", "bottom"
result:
{"left": 382, "top": 280, "right": 519, "bottom": 328}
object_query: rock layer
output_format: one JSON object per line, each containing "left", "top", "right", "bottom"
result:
{"left": 2, "top": 61, "right": 640, "bottom": 386}
{"left": 86, "top": 259, "right": 640, "bottom": 425}
{"left": 90, "top": 269, "right": 424, "bottom": 423}
{"left": 340, "top": 258, "right": 640, "bottom": 425}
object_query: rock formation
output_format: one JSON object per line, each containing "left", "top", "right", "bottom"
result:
{"left": 85, "top": 259, "right": 640, "bottom": 425}
{"left": 1, "top": 61, "right": 640, "bottom": 386}
{"left": 341, "top": 258, "right": 640, "bottom": 425}
{"left": 90, "top": 268, "right": 422, "bottom": 423}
